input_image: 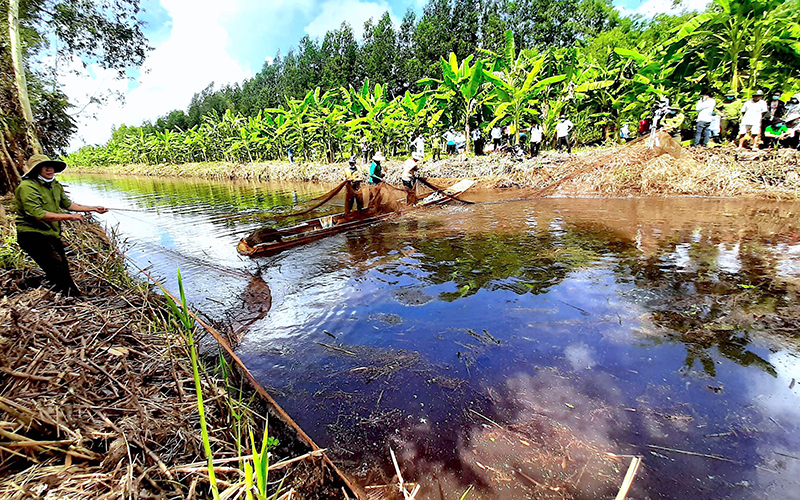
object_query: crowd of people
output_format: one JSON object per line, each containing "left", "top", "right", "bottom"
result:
{"left": 638, "top": 90, "right": 800, "bottom": 151}
{"left": 352, "top": 88, "right": 799, "bottom": 171}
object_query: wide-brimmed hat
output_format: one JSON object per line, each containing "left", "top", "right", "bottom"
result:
{"left": 411, "top": 151, "right": 423, "bottom": 161}
{"left": 372, "top": 152, "right": 385, "bottom": 162}
{"left": 22, "top": 154, "right": 67, "bottom": 180}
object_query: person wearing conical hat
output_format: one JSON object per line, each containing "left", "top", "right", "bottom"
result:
{"left": 402, "top": 151, "right": 423, "bottom": 190}
{"left": 368, "top": 152, "right": 385, "bottom": 184}
{"left": 13, "top": 154, "right": 108, "bottom": 296}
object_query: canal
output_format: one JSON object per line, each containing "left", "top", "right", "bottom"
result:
{"left": 63, "top": 173, "right": 800, "bottom": 499}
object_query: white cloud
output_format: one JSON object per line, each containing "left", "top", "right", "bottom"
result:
{"left": 304, "top": 0, "right": 396, "bottom": 40}
{"left": 616, "top": 0, "right": 711, "bottom": 17}
{"left": 65, "top": 0, "right": 282, "bottom": 149}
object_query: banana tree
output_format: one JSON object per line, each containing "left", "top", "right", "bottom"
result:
{"left": 269, "top": 91, "right": 315, "bottom": 162}
{"left": 483, "top": 55, "right": 566, "bottom": 144}
{"left": 664, "top": 0, "right": 800, "bottom": 93}
{"left": 305, "top": 89, "right": 348, "bottom": 163}
{"left": 418, "top": 52, "right": 486, "bottom": 153}
{"left": 343, "top": 79, "right": 399, "bottom": 155}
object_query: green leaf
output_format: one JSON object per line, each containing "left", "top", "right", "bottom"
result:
{"left": 417, "top": 77, "right": 442, "bottom": 87}
{"left": 449, "top": 52, "right": 459, "bottom": 75}
{"left": 530, "top": 74, "right": 566, "bottom": 92}
{"left": 674, "top": 13, "right": 715, "bottom": 43}
{"left": 575, "top": 80, "right": 614, "bottom": 92}
{"left": 521, "top": 58, "right": 544, "bottom": 92}
{"left": 503, "top": 30, "right": 515, "bottom": 66}
{"left": 462, "top": 60, "right": 484, "bottom": 101}
{"left": 613, "top": 47, "right": 647, "bottom": 64}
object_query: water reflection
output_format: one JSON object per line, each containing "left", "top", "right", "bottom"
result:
{"left": 60, "top": 175, "right": 800, "bottom": 499}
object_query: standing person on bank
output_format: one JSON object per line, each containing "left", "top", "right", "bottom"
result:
{"left": 431, "top": 133, "right": 442, "bottom": 161}
{"left": 555, "top": 115, "right": 573, "bottom": 153}
{"left": 694, "top": 91, "right": 716, "bottom": 147}
{"left": 738, "top": 90, "right": 768, "bottom": 150}
{"left": 720, "top": 93, "right": 742, "bottom": 142}
{"left": 491, "top": 125, "right": 502, "bottom": 152}
{"left": 14, "top": 155, "right": 108, "bottom": 297}
{"left": 530, "top": 122, "right": 543, "bottom": 156}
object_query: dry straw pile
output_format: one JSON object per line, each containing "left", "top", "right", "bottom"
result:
{"left": 0, "top": 208, "right": 348, "bottom": 499}
{"left": 0, "top": 218, "right": 239, "bottom": 499}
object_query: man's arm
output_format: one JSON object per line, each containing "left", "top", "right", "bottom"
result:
{"left": 68, "top": 203, "right": 108, "bottom": 214}
{"left": 41, "top": 211, "right": 85, "bottom": 222}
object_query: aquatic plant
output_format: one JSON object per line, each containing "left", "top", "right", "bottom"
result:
{"left": 161, "top": 269, "right": 221, "bottom": 499}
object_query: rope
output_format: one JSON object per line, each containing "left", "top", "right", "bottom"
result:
{"left": 417, "top": 177, "right": 475, "bottom": 205}
{"left": 268, "top": 181, "right": 348, "bottom": 220}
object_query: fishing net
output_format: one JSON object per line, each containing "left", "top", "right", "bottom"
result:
{"left": 363, "top": 182, "right": 411, "bottom": 213}
{"left": 496, "top": 131, "right": 691, "bottom": 199}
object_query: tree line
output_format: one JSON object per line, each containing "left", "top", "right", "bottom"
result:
{"left": 67, "top": 0, "right": 800, "bottom": 167}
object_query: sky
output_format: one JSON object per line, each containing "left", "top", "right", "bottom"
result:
{"left": 62, "top": 0, "right": 710, "bottom": 150}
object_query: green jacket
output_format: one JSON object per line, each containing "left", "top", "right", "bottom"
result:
{"left": 721, "top": 100, "right": 742, "bottom": 119}
{"left": 368, "top": 161, "right": 383, "bottom": 184}
{"left": 14, "top": 178, "right": 72, "bottom": 238}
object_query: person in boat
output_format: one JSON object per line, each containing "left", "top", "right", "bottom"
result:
{"left": 344, "top": 156, "right": 365, "bottom": 215}
{"left": 402, "top": 152, "right": 423, "bottom": 190}
{"left": 13, "top": 154, "right": 108, "bottom": 297}
{"left": 344, "top": 155, "right": 361, "bottom": 180}
{"left": 368, "top": 152, "right": 385, "bottom": 184}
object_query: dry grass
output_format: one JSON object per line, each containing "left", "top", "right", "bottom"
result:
{"left": 0, "top": 215, "right": 240, "bottom": 499}
{"left": 0, "top": 198, "right": 349, "bottom": 499}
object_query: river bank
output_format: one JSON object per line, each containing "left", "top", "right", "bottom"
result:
{"left": 0, "top": 198, "right": 352, "bottom": 499}
{"left": 67, "top": 136, "right": 800, "bottom": 199}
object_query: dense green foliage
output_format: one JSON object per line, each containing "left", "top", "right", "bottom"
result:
{"left": 68, "top": 0, "right": 800, "bottom": 166}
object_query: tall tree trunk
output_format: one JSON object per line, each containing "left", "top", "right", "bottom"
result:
{"left": 8, "top": 0, "right": 42, "bottom": 156}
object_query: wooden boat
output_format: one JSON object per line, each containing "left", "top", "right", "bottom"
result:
{"left": 237, "top": 179, "right": 476, "bottom": 257}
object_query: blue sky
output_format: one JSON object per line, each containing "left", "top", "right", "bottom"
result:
{"left": 64, "top": 0, "right": 709, "bottom": 149}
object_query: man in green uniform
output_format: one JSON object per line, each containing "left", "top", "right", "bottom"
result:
{"left": 720, "top": 93, "right": 742, "bottom": 142}
{"left": 13, "top": 154, "right": 108, "bottom": 296}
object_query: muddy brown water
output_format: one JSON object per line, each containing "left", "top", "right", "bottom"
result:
{"left": 63, "top": 173, "right": 800, "bottom": 499}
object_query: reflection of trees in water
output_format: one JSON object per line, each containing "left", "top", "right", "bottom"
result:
{"left": 409, "top": 227, "right": 634, "bottom": 300}
{"left": 64, "top": 174, "right": 328, "bottom": 214}
{"left": 616, "top": 233, "right": 792, "bottom": 378}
